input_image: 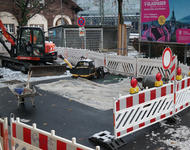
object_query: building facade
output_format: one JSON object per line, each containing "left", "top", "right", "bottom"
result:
{"left": 73, "top": 0, "right": 140, "bottom": 32}
{"left": 0, "top": 0, "right": 82, "bottom": 35}
{"left": 73, "top": 0, "right": 140, "bottom": 16}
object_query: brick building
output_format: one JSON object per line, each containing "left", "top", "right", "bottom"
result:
{"left": 0, "top": 0, "right": 82, "bottom": 35}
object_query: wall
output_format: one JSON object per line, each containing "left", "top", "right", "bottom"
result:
{"left": 28, "top": 14, "right": 48, "bottom": 36}
{"left": 0, "top": 11, "right": 18, "bottom": 35}
{"left": 0, "top": 0, "right": 81, "bottom": 28}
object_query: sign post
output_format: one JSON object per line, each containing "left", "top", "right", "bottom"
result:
{"left": 162, "top": 47, "right": 172, "bottom": 82}
{"left": 77, "top": 17, "right": 86, "bottom": 49}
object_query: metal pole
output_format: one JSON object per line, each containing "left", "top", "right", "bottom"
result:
{"left": 117, "top": 0, "right": 123, "bottom": 55}
{"left": 148, "top": 43, "right": 151, "bottom": 58}
{"left": 101, "top": 28, "right": 103, "bottom": 50}
{"left": 64, "top": 29, "right": 66, "bottom": 47}
{"left": 184, "top": 45, "right": 187, "bottom": 64}
{"left": 139, "top": 0, "right": 142, "bottom": 53}
{"left": 100, "top": 0, "right": 102, "bottom": 25}
{"left": 84, "top": 29, "right": 86, "bottom": 49}
{"left": 115, "top": 1, "right": 117, "bottom": 25}
{"left": 61, "top": 0, "right": 63, "bottom": 24}
{"left": 100, "top": 0, "right": 104, "bottom": 25}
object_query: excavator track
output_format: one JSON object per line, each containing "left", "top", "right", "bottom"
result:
{"left": 0, "top": 55, "right": 67, "bottom": 77}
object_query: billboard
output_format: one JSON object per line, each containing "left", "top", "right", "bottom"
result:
{"left": 141, "top": 0, "right": 190, "bottom": 44}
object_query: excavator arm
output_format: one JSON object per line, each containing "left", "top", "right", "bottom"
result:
{"left": 0, "top": 19, "right": 17, "bottom": 57}
{"left": 0, "top": 20, "right": 15, "bottom": 46}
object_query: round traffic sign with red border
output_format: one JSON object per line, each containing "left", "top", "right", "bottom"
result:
{"left": 77, "top": 17, "right": 86, "bottom": 27}
{"left": 162, "top": 47, "right": 172, "bottom": 70}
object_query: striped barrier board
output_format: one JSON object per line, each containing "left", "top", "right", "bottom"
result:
{"left": 11, "top": 118, "right": 100, "bottom": 150}
{"left": 179, "top": 63, "right": 189, "bottom": 77}
{"left": 88, "top": 51, "right": 105, "bottom": 68}
{"left": 57, "top": 47, "right": 183, "bottom": 77}
{"left": 169, "top": 56, "right": 177, "bottom": 81}
{"left": 104, "top": 55, "right": 136, "bottom": 76}
{"left": 62, "top": 48, "right": 89, "bottom": 66}
{"left": 175, "top": 77, "right": 190, "bottom": 113}
{"left": 113, "top": 76, "right": 190, "bottom": 139}
{"left": 113, "top": 83, "right": 174, "bottom": 139}
{"left": 136, "top": 58, "right": 164, "bottom": 77}
{"left": 0, "top": 142, "right": 2, "bottom": 150}
{"left": 0, "top": 119, "right": 3, "bottom": 150}
{"left": 0, "top": 118, "right": 9, "bottom": 150}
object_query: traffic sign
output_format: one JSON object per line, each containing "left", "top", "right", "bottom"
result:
{"left": 162, "top": 47, "right": 172, "bottom": 70}
{"left": 79, "top": 27, "right": 85, "bottom": 36}
{"left": 77, "top": 17, "right": 86, "bottom": 27}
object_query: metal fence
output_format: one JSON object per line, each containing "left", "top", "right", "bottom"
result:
{"left": 49, "top": 25, "right": 132, "bottom": 51}
{"left": 49, "top": 26, "right": 104, "bottom": 51}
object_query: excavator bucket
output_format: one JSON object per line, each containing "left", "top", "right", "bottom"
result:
{"left": 29, "top": 64, "right": 67, "bottom": 77}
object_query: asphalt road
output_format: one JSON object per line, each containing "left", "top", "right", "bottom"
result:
{"left": 1, "top": 80, "right": 190, "bottom": 150}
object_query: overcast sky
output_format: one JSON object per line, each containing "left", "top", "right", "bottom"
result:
{"left": 168, "top": 0, "right": 190, "bottom": 20}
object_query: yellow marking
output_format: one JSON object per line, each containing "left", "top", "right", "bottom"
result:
{"left": 72, "top": 73, "right": 95, "bottom": 78}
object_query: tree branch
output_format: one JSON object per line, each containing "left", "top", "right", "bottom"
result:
{"left": 14, "top": 0, "right": 53, "bottom": 26}
{"left": 118, "top": 0, "right": 124, "bottom": 24}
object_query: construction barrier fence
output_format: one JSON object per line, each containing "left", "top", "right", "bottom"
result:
{"left": 10, "top": 117, "right": 100, "bottom": 150}
{"left": 0, "top": 118, "right": 9, "bottom": 150}
{"left": 0, "top": 117, "right": 100, "bottom": 150}
{"left": 56, "top": 47, "right": 182, "bottom": 78}
{"left": 175, "top": 77, "right": 190, "bottom": 113}
{"left": 113, "top": 76, "right": 190, "bottom": 139}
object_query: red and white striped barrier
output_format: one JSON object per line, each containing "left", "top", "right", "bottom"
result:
{"left": 113, "top": 74, "right": 190, "bottom": 139}
{"left": 58, "top": 47, "right": 190, "bottom": 79}
{"left": 105, "top": 55, "right": 137, "bottom": 76}
{"left": 11, "top": 118, "right": 100, "bottom": 150}
{"left": 0, "top": 119, "right": 3, "bottom": 149}
{"left": 0, "top": 118, "right": 9, "bottom": 150}
{"left": 175, "top": 77, "right": 190, "bottom": 113}
{"left": 0, "top": 142, "right": 2, "bottom": 150}
{"left": 113, "top": 82, "right": 174, "bottom": 139}
{"left": 169, "top": 56, "right": 177, "bottom": 81}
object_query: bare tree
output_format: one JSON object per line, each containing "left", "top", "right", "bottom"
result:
{"left": 117, "top": 0, "right": 123, "bottom": 24}
{"left": 14, "top": 0, "right": 53, "bottom": 26}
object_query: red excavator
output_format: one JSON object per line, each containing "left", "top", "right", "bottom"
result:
{"left": 0, "top": 19, "right": 66, "bottom": 76}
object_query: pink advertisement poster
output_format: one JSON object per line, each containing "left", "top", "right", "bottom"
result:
{"left": 141, "top": 0, "right": 190, "bottom": 44}
{"left": 141, "top": 0, "right": 170, "bottom": 23}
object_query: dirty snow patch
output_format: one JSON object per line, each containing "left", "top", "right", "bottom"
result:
{"left": 0, "top": 67, "right": 71, "bottom": 88}
{"left": 147, "top": 119, "right": 190, "bottom": 150}
{"left": 160, "top": 125, "right": 190, "bottom": 150}
{"left": 36, "top": 78, "right": 131, "bottom": 110}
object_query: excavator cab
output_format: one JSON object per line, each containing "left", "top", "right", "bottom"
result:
{"left": 17, "top": 27, "right": 57, "bottom": 62}
{"left": 0, "top": 20, "right": 66, "bottom": 77}
{"left": 18, "top": 27, "right": 44, "bottom": 56}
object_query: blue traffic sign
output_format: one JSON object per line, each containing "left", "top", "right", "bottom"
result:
{"left": 77, "top": 17, "right": 86, "bottom": 27}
